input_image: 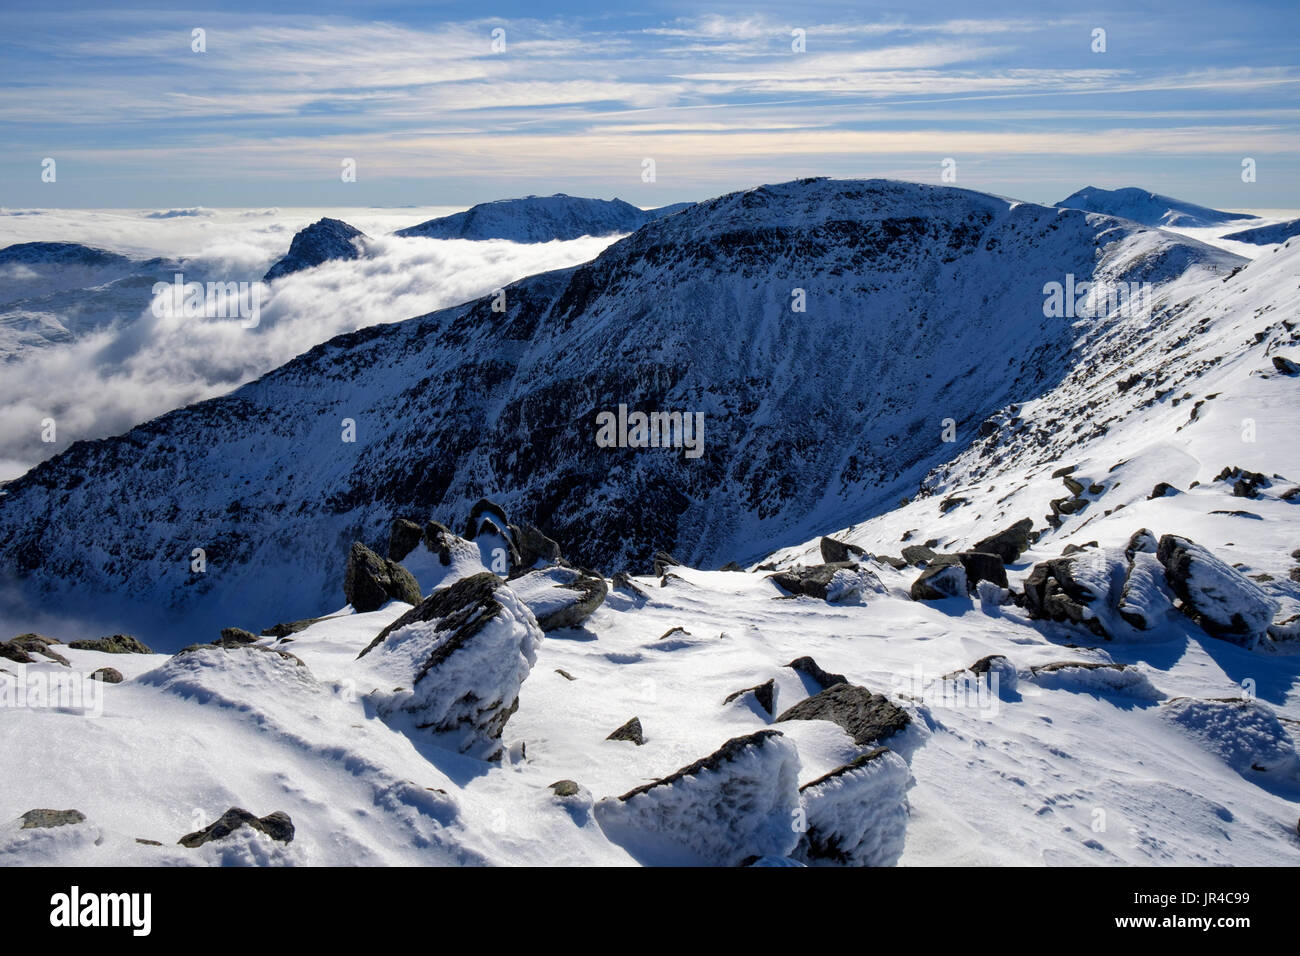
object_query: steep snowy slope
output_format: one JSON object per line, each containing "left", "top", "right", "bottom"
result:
{"left": 0, "top": 178, "right": 1245, "bottom": 644}
{"left": 1057, "top": 186, "right": 1258, "bottom": 229}
{"left": 395, "top": 194, "right": 691, "bottom": 241}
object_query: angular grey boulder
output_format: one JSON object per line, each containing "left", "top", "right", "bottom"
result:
{"left": 343, "top": 541, "right": 422, "bottom": 612}
{"left": 971, "top": 518, "right": 1034, "bottom": 564}
{"left": 776, "top": 683, "right": 910, "bottom": 747}
{"left": 179, "top": 807, "right": 295, "bottom": 847}
{"left": 388, "top": 517, "right": 424, "bottom": 561}
{"left": 819, "top": 537, "right": 866, "bottom": 563}
{"left": 508, "top": 565, "right": 607, "bottom": 630}
{"left": 20, "top": 808, "right": 86, "bottom": 829}
{"left": 770, "top": 563, "right": 883, "bottom": 602}
{"left": 909, "top": 562, "right": 967, "bottom": 601}
{"left": 606, "top": 717, "right": 644, "bottom": 745}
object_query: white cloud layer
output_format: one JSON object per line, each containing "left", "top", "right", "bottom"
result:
{"left": 0, "top": 207, "right": 617, "bottom": 481}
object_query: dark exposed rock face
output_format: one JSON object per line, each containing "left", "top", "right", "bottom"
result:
{"left": 178, "top": 807, "right": 295, "bottom": 847}
{"left": 1022, "top": 557, "right": 1110, "bottom": 638}
{"left": 724, "top": 679, "right": 777, "bottom": 716}
{"left": 606, "top": 717, "right": 645, "bottom": 745}
{"left": 955, "top": 551, "right": 1007, "bottom": 589}
{"left": 217, "top": 627, "right": 258, "bottom": 645}
{"left": 776, "top": 683, "right": 910, "bottom": 747}
{"left": 971, "top": 518, "right": 1034, "bottom": 564}
{"left": 90, "top": 667, "right": 124, "bottom": 683}
{"left": 263, "top": 218, "right": 366, "bottom": 281}
{"left": 388, "top": 518, "right": 424, "bottom": 561}
{"left": 20, "top": 808, "right": 86, "bottom": 829}
{"left": 769, "top": 562, "right": 881, "bottom": 601}
{"left": 910, "top": 562, "right": 966, "bottom": 600}
{"left": 652, "top": 551, "right": 681, "bottom": 577}
{"left": 510, "top": 522, "right": 562, "bottom": 571}
{"left": 344, "top": 541, "right": 422, "bottom": 612}
{"left": 67, "top": 634, "right": 153, "bottom": 655}
{"left": 786, "top": 656, "right": 847, "bottom": 690}
{"left": 819, "top": 537, "right": 866, "bottom": 563}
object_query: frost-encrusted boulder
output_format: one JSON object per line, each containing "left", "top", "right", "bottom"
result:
{"left": 507, "top": 565, "right": 607, "bottom": 630}
{"left": 179, "top": 808, "right": 295, "bottom": 847}
{"left": 1161, "top": 697, "right": 1300, "bottom": 777}
{"left": 1022, "top": 553, "right": 1120, "bottom": 638}
{"left": 770, "top": 562, "right": 883, "bottom": 602}
{"left": 794, "top": 748, "right": 913, "bottom": 867}
{"left": 1125, "top": 528, "right": 1158, "bottom": 557}
{"left": 1028, "top": 661, "right": 1161, "bottom": 698}
{"left": 593, "top": 730, "right": 802, "bottom": 866}
{"left": 1117, "top": 551, "right": 1176, "bottom": 631}
{"left": 357, "top": 572, "right": 541, "bottom": 759}
{"left": 972, "top": 518, "right": 1034, "bottom": 564}
{"left": 945, "top": 654, "right": 1019, "bottom": 695}
{"left": 1157, "top": 535, "right": 1278, "bottom": 647}
{"left": 776, "top": 683, "right": 910, "bottom": 747}
{"left": 344, "top": 541, "right": 423, "bottom": 612}
{"left": 909, "top": 562, "right": 966, "bottom": 601}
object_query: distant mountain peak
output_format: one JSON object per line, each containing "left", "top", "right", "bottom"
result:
{"left": 263, "top": 217, "right": 368, "bottom": 282}
{"left": 395, "top": 194, "right": 692, "bottom": 242}
{"left": 1056, "top": 185, "right": 1258, "bottom": 229}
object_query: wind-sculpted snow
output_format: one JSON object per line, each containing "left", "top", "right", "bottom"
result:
{"left": 0, "top": 178, "right": 1244, "bottom": 642}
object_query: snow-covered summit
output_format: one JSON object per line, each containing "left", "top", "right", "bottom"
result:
{"left": 1057, "top": 185, "right": 1258, "bottom": 229}
{"left": 395, "top": 193, "right": 690, "bottom": 241}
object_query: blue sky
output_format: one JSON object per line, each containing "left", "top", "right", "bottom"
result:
{"left": 1, "top": 0, "right": 1297, "bottom": 209}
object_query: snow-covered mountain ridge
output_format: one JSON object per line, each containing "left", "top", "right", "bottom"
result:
{"left": 0, "top": 178, "right": 1248, "bottom": 641}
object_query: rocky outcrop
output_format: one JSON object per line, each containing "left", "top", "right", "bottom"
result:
{"left": 776, "top": 683, "right": 910, "bottom": 747}
{"left": 178, "top": 808, "right": 295, "bottom": 847}
{"left": 786, "top": 656, "right": 847, "bottom": 690}
{"left": 357, "top": 572, "right": 542, "bottom": 759}
{"left": 67, "top": 634, "right": 153, "bottom": 655}
{"left": 1021, "top": 556, "right": 1110, "bottom": 638}
{"left": 971, "top": 518, "right": 1034, "bottom": 564}
{"left": 20, "top": 808, "right": 86, "bottom": 829}
{"left": 770, "top": 563, "right": 883, "bottom": 602}
{"left": 89, "top": 667, "right": 124, "bottom": 683}
{"left": 819, "top": 537, "right": 866, "bottom": 563}
{"left": 343, "top": 541, "right": 422, "bottom": 612}
{"left": 1157, "top": 535, "right": 1278, "bottom": 646}
{"left": 388, "top": 518, "right": 424, "bottom": 561}
{"left": 910, "top": 562, "right": 966, "bottom": 601}
{"left": 724, "top": 679, "right": 777, "bottom": 716}
{"left": 606, "top": 717, "right": 644, "bottom": 745}
{"left": 507, "top": 565, "right": 607, "bottom": 630}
